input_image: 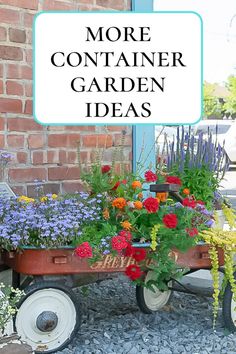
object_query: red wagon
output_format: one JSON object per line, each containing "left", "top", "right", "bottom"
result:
{"left": 0, "top": 184, "right": 233, "bottom": 354}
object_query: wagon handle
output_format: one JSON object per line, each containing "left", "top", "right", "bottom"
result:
{"left": 149, "top": 183, "right": 183, "bottom": 203}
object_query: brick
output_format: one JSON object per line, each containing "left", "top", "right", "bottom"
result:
{"left": 9, "top": 28, "right": 26, "bottom": 43}
{"left": 0, "top": 64, "right": 3, "bottom": 77}
{"left": 79, "top": 151, "right": 88, "bottom": 163}
{"left": 0, "top": 0, "right": 38, "bottom": 10}
{"left": 24, "top": 13, "right": 35, "bottom": 28}
{"left": 27, "top": 183, "right": 60, "bottom": 197}
{"left": 7, "top": 134, "right": 24, "bottom": 148}
{"left": 17, "top": 151, "right": 28, "bottom": 164}
{"left": 0, "top": 98, "right": 22, "bottom": 113}
{"left": 0, "top": 117, "right": 5, "bottom": 131}
{"left": 11, "top": 185, "right": 26, "bottom": 196}
{"left": 0, "top": 45, "right": 23, "bottom": 60}
{"left": 8, "top": 117, "right": 43, "bottom": 132}
{"left": 82, "top": 134, "right": 113, "bottom": 148}
{"left": 28, "top": 134, "right": 44, "bottom": 149}
{"left": 62, "top": 181, "right": 84, "bottom": 193}
{"left": 6, "top": 64, "right": 32, "bottom": 80}
{"left": 96, "top": 0, "right": 124, "bottom": 9}
{"left": 0, "top": 80, "right": 3, "bottom": 94}
{"left": 0, "top": 134, "right": 4, "bottom": 148}
{"left": 0, "top": 8, "right": 20, "bottom": 25}
{"left": 67, "top": 151, "right": 77, "bottom": 164}
{"left": 43, "top": 0, "right": 76, "bottom": 10}
{"left": 107, "top": 126, "right": 127, "bottom": 132}
{"left": 47, "top": 150, "right": 59, "bottom": 164}
{"left": 59, "top": 150, "right": 66, "bottom": 164}
{"left": 114, "top": 134, "right": 132, "bottom": 146}
{"left": 25, "top": 81, "right": 32, "bottom": 97}
{"left": 32, "top": 151, "right": 46, "bottom": 165}
{"left": 9, "top": 167, "right": 47, "bottom": 183}
{"left": 26, "top": 29, "right": 32, "bottom": 45}
{"left": 97, "top": 135, "right": 113, "bottom": 147}
{"left": 0, "top": 26, "right": 6, "bottom": 41}
{"left": 48, "top": 134, "right": 80, "bottom": 148}
{"left": 6, "top": 81, "right": 24, "bottom": 96}
{"left": 24, "top": 99, "right": 33, "bottom": 114}
{"left": 48, "top": 166, "right": 80, "bottom": 181}
{"left": 25, "top": 49, "right": 32, "bottom": 64}
{"left": 78, "top": 5, "right": 93, "bottom": 10}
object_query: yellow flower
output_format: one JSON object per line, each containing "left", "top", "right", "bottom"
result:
{"left": 121, "top": 220, "right": 132, "bottom": 230}
{"left": 51, "top": 194, "right": 58, "bottom": 199}
{"left": 150, "top": 224, "right": 159, "bottom": 251}
{"left": 103, "top": 208, "right": 110, "bottom": 220}
{"left": 40, "top": 196, "right": 48, "bottom": 202}
{"left": 18, "top": 195, "right": 35, "bottom": 203}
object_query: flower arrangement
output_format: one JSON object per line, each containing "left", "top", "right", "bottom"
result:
{"left": 0, "top": 283, "right": 24, "bottom": 335}
{"left": 77, "top": 165, "right": 212, "bottom": 290}
{"left": 157, "top": 126, "right": 230, "bottom": 210}
{"left": 0, "top": 193, "right": 102, "bottom": 250}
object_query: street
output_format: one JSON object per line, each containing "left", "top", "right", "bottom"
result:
{"left": 220, "top": 168, "right": 236, "bottom": 209}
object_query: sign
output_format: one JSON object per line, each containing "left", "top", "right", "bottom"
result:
{"left": 0, "top": 182, "right": 16, "bottom": 199}
{"left": 34, "top": 12, "right": 202, "bottom": 125}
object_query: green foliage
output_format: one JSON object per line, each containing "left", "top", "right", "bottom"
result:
{"left": 224, "top": 76, "right": 236, "bottom": 116}
{"left": 203, "top": 82, "right": 222, "bottom": 118}
{"left": 177, "top": 166, "right": 219, "bottom": 210}
{"left": 0, "top": 283, "right": 24, "bottom": 334}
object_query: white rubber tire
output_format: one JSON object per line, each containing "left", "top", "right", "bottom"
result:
{"left": 15, "top": 282, "right": 81, "bottom": 353}
{"left": 136, "top": 271, "right": 172, "bottom": 313}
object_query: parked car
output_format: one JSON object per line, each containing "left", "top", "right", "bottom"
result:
{"left": 193, "top": 120, "right": 236, "bottom": 163}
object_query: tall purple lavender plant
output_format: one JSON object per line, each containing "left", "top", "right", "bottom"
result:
{"left": 166, "top": 126, "right": 230, "bottom": 209}
{"left": 167, "top": 126, "right": 229, "bottom": 181}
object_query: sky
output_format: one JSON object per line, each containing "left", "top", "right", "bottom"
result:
{"left": 154, "top": 0, "right": 236, "bottom": 84}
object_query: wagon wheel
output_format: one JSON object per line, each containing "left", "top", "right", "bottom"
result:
{"left": 136, "top": 270, "right": 172, "bottom": 314}
{"left": 14, "top": 281, "right": 81, "bottom": 354}
{"left": 222, "top": 273, "right": 236, "bottom": 332}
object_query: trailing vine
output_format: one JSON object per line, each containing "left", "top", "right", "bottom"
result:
{"left": 201, "top": 229, "right": 236, "bottom": 325}
{"left": 208, "top": 245, "right": 220, "bottom": 327}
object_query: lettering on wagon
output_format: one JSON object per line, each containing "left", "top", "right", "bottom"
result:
{"left": 90, "top": 255, "right": 151, "bottom": 270}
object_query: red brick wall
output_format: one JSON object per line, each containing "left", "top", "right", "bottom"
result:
{"left": 0, "top": 0, "right": 132, "bottom": 196}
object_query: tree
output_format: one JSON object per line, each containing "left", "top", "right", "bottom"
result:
{"left": 224, "top": 76, "right": 236, "bottom": 118}
{"left": 203, "top": 82, "right": 222, "bottom": 118}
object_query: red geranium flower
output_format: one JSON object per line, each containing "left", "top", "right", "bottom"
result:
{"left": 186, "top": 227, "right": 199, "bottom": 237}
{"left": 112, "top": 179, "right": 127, "bottom": 190}
{"left": 119, "top": 230, "right": 132, "bottom": 242}
{"left": 111, "top": 235, "right": 128, "bottom": 251}
{"left": 144, "top": 170, "right": 158, "bottom": 182}
{"left": 163, "top": 213, "right": 178, "bottom": 228}
{"left": 101, "top": 165, "right": 111, "bottom": 174}
{"left": 124, "top": 243, "right": 134, "bottom": 257}
{"left": 166, "top": 176, "right": 182, "bottom": 186}
{"left": 143, "top": 197, "right": 159, "bottom": 213}
{"left": 182, "top": 198, "right": 196, "bottom": 209}
{"left": 132, "top": 248, "right": 147, "bottom": 262}
{"left": 75, "top": 242, "right": 93, "bottom": 258}
{"left": 125, "top": 264, "right": 143, "bottom": 280}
